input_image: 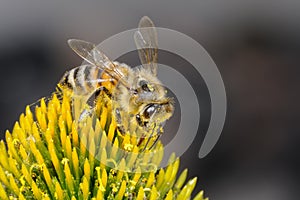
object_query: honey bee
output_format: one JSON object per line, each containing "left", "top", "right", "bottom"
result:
{"left": 58, "top": 16, "right": 174, "bottom": 149}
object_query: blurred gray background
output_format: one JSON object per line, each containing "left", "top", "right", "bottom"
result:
{"left": 0, "top": 0, "right": 299, "bottom": 199}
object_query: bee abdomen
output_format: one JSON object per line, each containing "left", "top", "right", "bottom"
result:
{"left": 59, "top": 65, "right": 102, "bottom": 95}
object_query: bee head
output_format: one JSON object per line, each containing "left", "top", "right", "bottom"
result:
{"left": 124, "top": 68, "right": 170, "bottom": 126}
{"left": 113, "top": 65, "right": 174, "bottom": 137}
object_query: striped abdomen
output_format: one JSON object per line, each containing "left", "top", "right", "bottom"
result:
{"left": 58, "top": 64, "right": 117, "bottom": 96}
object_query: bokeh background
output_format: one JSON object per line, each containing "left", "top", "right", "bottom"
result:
{"left": 0, "top": 0, "right": 299, "bottom": 199}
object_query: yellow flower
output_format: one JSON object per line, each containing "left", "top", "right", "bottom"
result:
{"left": 0, "top": 92, "right": 208, "bottom": 199}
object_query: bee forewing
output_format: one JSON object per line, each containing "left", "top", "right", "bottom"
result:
{"left": 68, "top": 39, "right": 129, "bottom": 88}
{"left": 68, "top": 39, "right": 112, "bottom": 67}
{"left": 134, "top": 16, "right": 158, "bottom": 76}
{"left": 68, "top": 39, "right": 97, "bottom": 65}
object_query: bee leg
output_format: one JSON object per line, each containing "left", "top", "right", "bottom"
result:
{"left": 78, "top": 107, "right": 94, "bottom": 122}
{"left": 114, "top": 108, "right": 126, "bottom": 135}
{"left": 28, "top": 95, "right": 54, "bottom": 118}
{"left": 53, "top": 87, "right": 63, "bottom": 101}
{"left": 141, "top": 124, "right": 162, "bottom": 151}
{"left": 147, "top": 132, "right": 162, "bottom": 150}
{"left": 137, "top": 137, "right": 145, "bottom": 147}
{"left": 115, "top": 108, "right": 121, "bottom": 122}
{"left": 140, "top": 124, "right": 156, "bottom": 152}
{"left": 141, "top": 138, "right": 154, "bottom": 152}
{"left": 117, "top": 125, "right": 126, "bottom": 135}
{"left": 94, "top": 86, "right": 112, "bottom": 99}
{"left": 87, "top": 86, "right": 112, "bottom": 106}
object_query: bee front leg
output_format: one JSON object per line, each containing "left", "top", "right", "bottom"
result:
{"left": 115, "top": 108, "right": 126, "bottom": 135}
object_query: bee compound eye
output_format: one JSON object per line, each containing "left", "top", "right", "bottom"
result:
{"left": 144, "top": 104, "right": 158, "bottom": 119}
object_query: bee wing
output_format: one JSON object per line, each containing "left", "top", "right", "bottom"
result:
{"left": 68, "top": 39, "right": 129, "bottom": 88}
{"left": 134, "top": 16, "right": 158, "bottom": 76}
